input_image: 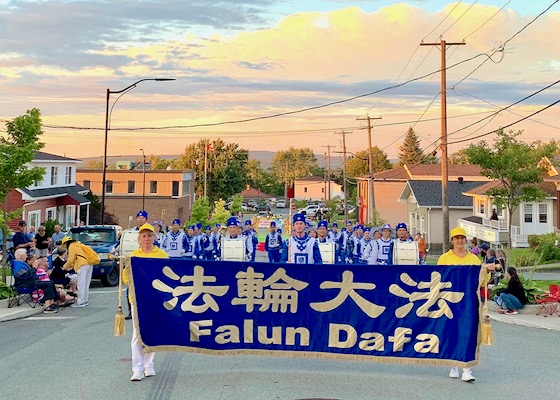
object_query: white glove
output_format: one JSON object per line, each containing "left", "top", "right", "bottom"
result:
{"left": 199, "top": 256, "right": 203, "bottom": 260}
{"left": 192, "top": 256, "right": 197, "bottom": 260}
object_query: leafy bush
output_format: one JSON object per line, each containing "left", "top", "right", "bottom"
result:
{"left": 490, "top": 274, "right": 543, "bottom": 304}
{"left": 527, "top": 235, "right": 539, "bottom": 248}
{"left": 0, "top": 282, "right": 15, "bottom": 300}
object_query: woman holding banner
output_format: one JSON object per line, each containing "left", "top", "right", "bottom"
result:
{"left": 437, "top": 226, "right": 480, "bottom": 383}
{"left": 124, "top": 223, "right": 169, "bottom": 382}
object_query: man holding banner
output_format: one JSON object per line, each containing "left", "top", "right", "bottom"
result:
{"left": 281, "top": 213, "right": 322, "bottom": 264}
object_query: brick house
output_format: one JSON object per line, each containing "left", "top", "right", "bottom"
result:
{"left": 76, "top": 168, "right": 195, "bottom": 226}
{"left": 6, "top": 151, "right": 90, "bottom": 231}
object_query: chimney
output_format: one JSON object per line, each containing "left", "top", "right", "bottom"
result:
{"left": 246, "top": 184, "right": 251, "bottom": 190}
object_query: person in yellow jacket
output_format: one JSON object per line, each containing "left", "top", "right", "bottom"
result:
{"left": 61, "top": 236, "right": 93, "bottom": 308}
{"left": 437, "top": 226, "right": 481, "bottom": 384}
{"left": 123, "top": 223, "right": 168, "bottom": 382}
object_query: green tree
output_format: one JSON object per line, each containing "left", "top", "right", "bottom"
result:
{"left": 398, "top": 126, "right": 435, "bottom": 166}
{"left": 463, "top": 129, "right": 556, "bottom": 248}
{"left": 188, "top": 197, "right": 211, "bottom": 225}
{"left": 149, "top": 154, "right": 175, "bottom": 170}
{"left": 80, "top": 192, "right": 118, "bottom": 226}
{"left": 229, "top": 194, "right": 243, "bottom": 215}
{"left": 0, "top": 109, "right": 46, "bottom": 282}
{"left": 84, "top": 159, "right": 104, "bottom": 169}
{"left": 271, "top": 147, "right": 319, "bottom": 194}
{"left": 175, "top": 138, "right": 248, "bottom": 202}
{"left": 449, "top": 149, "right": 469, "bottom": 165}
{"left": 346, "top": 147, "right": 392, "bottom": 178}
{"left": 209, "top": 199, "right": 230, "bottom": 226}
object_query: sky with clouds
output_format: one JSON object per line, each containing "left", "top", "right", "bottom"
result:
{"left": 0, "top": 0, "right": 559, "bottom": 160}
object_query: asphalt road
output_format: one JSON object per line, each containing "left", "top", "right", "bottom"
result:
{"left": 1, "top": 277, "right": 560, "bottom": 400}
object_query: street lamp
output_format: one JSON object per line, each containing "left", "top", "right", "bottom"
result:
{"left": 139, "top": 148, "right": 146, "bottom": 211}
{"left": 100, "top": 78, "right": 175, "bottom": 224}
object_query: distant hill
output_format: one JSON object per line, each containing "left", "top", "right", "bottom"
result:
{"left": 81, "top": 150, "right": 344, "bottom": 169}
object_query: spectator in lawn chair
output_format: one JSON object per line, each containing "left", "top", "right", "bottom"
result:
{"left": 12, "top": 249, "right": 59, "bottom": 313}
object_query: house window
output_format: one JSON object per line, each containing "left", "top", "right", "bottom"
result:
{"left": 50, "top": 166, "right": 58, "bottom": 185}
{"left": 128, "top": 180, "right": 136, "bottom": 194}
{"left": 420, "top": 216, "right": 425, "bottom": 233}
{"left": 64, "top": 167, "right": 72, "bottom": 184}
{"left": 321, "top": 187, "right": 324, "bottom": 193}
{"left": 83, "top": 180, "right": 90, "bottom": 190}
{"left": 304, "top": 187, "right": 308, "bottom": 193}
{"left": 182, "top": 181, "right": 190, "bottom": 196}
{"left": 150, "top": 181, "right": 157, "bottom": 194}
{"left": 477, "top": 198, "right": 486, "bottom": 215}
{"left": 66, "top": 205, "right": 76, "bottom": 228}
{"left": 28, "top": 210, "right": 40, "bottom": 230}
{"left": 106, "top": 180, "right": 113, "bottom": 194}
{"left": 172, "top": 181, "right": 179, "bottom": 197}
{"left": 539, "top": 204, "right": 547, "bottom": 223}
{"left": 45, "top": 207, "right": 56, "bottom": 222}
{"left": 524, "top": 204, "right": 533, "bottom": 223}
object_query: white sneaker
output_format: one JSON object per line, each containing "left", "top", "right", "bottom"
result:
{"left": 130, "top": 371, "right": 144, "bottom": 381}
{"left": 71, "top": 303, "right": 87, "bottom": 308}
{"left": 462, "top": 369, "right": 475, "bottom": 382}
{"left": 449, "top": 367, "right": 459, "bottom": 379}
{"left": 144, "top": 367, "right": 156, "bottom": 377}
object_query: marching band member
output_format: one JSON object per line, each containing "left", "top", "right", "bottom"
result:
{"left": 387, "top": 223, "right": 414, "bottom": 265}
{"left": 219, "top": 217, "right": 251, "bottom": 261}
{"left": 368, "top": 224, "right": 393, "bottom": 265}
{"left": 359, "top": 227, "right": 375, "bottom": 264}
{"left": 152, "top": 221, "right": 165, "bottom": 247}
{"left": 280, "top": 213, "right": 322, "bottom": 264}
{"left": 317, "top": 220, "right": 335, "bottom": 264}
{"left": 212, "top": 224, "right": 222, "bottom": 252}
{"left": 243, "top": 220, "right": 258, "bottom": 262}
{"left": 264, "top": 221, "right": 282, "bottom": 263}
{"left": 162, "top": 219, "right": 190, "bottom": 258}
{"left": 327, "top": 222, "right": 343, "bottom": 263}
{"left": 341, "top": 221, "right": 353, "bottom": 258}
{"left": 193, "top": 223, "right": 205, "bottom": 258}
{"left": 202, "top": 225, "right": 218, "bottom": 260}
{"left": 347, "top": 224, "right": 364, "bottom": 264}
{"left": 184, "top": 225, "right": 201, "bottom": 259}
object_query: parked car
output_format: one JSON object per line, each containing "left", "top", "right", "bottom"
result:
{"left": 276, "top": 199, "right": 287, "bottom": 208}
{"left": 298, "top": 204, "right": 321, "bottom": 218}
{"left": 68, "top": 225, "right": 119, "bottom": 287}
{"left": 225, "top": 201, "right": 248, "bottom": 211}
{"left": 336, "top": 203, "right": 356, "bottom": 216}
{"left": 247, "top": 200, "right": 258, "bottom": 208}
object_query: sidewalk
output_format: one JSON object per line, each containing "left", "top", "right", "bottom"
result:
{"left": 0, "top": 298, "right": 43, "bottom": 323}
{"left": 487, "top": 301, "right": 560, "bottom": 332}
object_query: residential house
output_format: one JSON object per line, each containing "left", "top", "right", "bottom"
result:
{"left": 6, "top": 151, "right": 90, "bottom": 230}
{"left": 240, "top": 185, "right": 275, "bottom": 202}
{"left": 398, "top": 180, "right": 487, "bottom": 251}
{"left": 294, "top": 176, "right": 343, "bottom": 201}
{"left": 357, "top": 164, "right": 489, "bottom": 225}
{"left": 458, "top": 180, "right": 558, "bottom": 248}
{"left": 76, "top": 167, "right": 195, "bottom": 226}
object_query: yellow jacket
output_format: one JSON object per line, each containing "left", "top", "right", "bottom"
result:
{"left": 63, "top": 242, "right": 90, "bottom": 272}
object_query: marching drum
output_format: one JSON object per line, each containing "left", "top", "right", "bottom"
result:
{"left": 221, "top": 238, "right": 245, "bottom": 261}
{"left": 392, "top": 240, "right": 419, "bottom": 265}
{"left": 318, "top": 242, "right": 335, "bottom": 264}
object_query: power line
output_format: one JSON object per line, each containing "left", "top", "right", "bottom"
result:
{"left": 447, "top": 99, "right": 560, "bottom": 145}
{"left": 439, "top": 0, "right": 478, "bottom": 37}
{"left": 463, "top": 0, "right": 512, "bottom": 40}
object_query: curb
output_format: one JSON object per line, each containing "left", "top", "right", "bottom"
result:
{"left": 0, "top": 298, "right": 43, "bottom": 323}
{"left": 487, "top": 301, "right": 560, "bottom": 332}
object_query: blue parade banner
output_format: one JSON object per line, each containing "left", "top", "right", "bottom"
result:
{"left": 129, "top": 259, "right": 482, "bottom": 367}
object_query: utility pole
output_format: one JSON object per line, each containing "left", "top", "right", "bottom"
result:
{"left": 203, "top": 139, "right": 208, "bottom": 199}
{"left": 335, "top": 131, "right": 351, "bottom": 223}
{"left": 356, "top": 115, "right": 382, "bottom": 225}
{"left": 421, "top": 38, "right": 465, "bottom": 252}
{"left": 323, "top": 152, "right": 327, "bottom": 201}
{"left": 321, "top": 145, "right": 334, "bottom": 201}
